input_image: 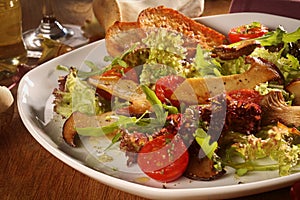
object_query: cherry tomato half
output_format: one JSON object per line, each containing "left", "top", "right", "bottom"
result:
{"left": 101, "top": 65, "right": 138, "bottom": 83}
{"left": 137, "top": 134, "right": 189, "bottom": 182}
{"left": 155, "top": 75, "right": 185, "bottom": 108}
{"left": 228, "top": 22, "right": 268, "bottom": 43}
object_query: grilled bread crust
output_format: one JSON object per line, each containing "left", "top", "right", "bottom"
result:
{"left": 105, "top": 21, "right": 142, "bottom": 56}
{"left": 138, "top": 6, "right": 226, "bottom": 50}
{"left": 105, "top": 6, "right": 226, "bottom": 56}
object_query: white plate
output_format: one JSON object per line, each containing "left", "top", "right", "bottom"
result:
{"left": 18, "top": 13, "right": 300, "bottom": 200}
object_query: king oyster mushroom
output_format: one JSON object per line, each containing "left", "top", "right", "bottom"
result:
{"left": 260, "top": 91, "right": 300, "bottom": 127}
{"left": 286, "top": 78, "right": 300, "bottom": 106}
{"left": 62, "top": 111, "right": 119, "bottom": 147}
{"left": 212, "top": 40, "right": 259, "bottom": 60}
{"left": 88, "top": 76, "right": 152, "bottom": 116}
{"left": 173, "top": 56, "right": 283, "bottom": 104}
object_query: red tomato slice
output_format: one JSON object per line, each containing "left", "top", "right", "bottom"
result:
{"left": 228, "top": 22, "right": 268, "bottom": 43}
{"left": 101, "top": 65, "right": 138, "bottom": 83}
{"left": 155, "top": 75, "right": 185, "bottom": 107}
{"left": 137, "top": 134, "right": 189, "bottom": 182}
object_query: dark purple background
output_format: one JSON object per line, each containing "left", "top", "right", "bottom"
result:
{"left": 229, "top": 0, "right": 300, "bottom": 20}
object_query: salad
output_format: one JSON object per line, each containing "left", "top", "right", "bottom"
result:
{"left": 52, "top": 21, "right": 300, "bottom": 183}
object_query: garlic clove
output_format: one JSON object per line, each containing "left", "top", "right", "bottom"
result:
{"left": 0, "top": 86, "right": 14, "bottom": 113}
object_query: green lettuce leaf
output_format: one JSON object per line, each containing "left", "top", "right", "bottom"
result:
{"left": 53, "top": 67, "right": 102, "bottom": 118}
{"left": 251, "top": 48, "right": 300, "bottom": 84}
{"left": 223, "top": 124, "right": 300, "bottom": 176}
{"left": 194, "top": 128, "right": 218, "bottom": 159}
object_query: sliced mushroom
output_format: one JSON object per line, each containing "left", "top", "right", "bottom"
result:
{"left": 62, "top": 111, "right": 118, "bottom": 147}
{"left": 286, "top": 78, "right": 300, "bottom": 106}
{"left": 88, "top": 76, "right": 143, "bottom": 100}
{"left": 173, "top": 56, "right": 283, "bottom": 104}
{"left": 184, "top": 141, "right": 225, "bottom": 180}
{"left": 184, "top": 156, "right": 225, "bottom": 181}
{"left": 260, "top": 91, "right": 300, "bottom": 127}
{"left": 88, "top": 75, "right": 151, "bottom": 116}
{"left": 62, "top": 112, "right": 78, "bottom": 147}
{"left": 212, "top": 40, "right": 259, "bottom": 60}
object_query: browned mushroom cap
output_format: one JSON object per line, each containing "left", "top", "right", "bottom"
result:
{"left": 184, "top": 141, "right": 225, "bottom": 180}
{"left": 184, "top": 156, "right": 226, "bottom": 180}
{"left": 286, "top": 78, "right": 300, "bottom": 106}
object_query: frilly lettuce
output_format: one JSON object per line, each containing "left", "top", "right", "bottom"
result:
{"left": 216, "top": 56, "right": 250, "bottom": 75}
{"left": 142, "top": 29, "right": 187, "bottom": 70}
{"left": 53, "top": 67, "right": 102, "bottom": 118}
{"left": 223, "top": 123, "right": 300, "bottom": 176}
{"left": 251, "top": 47, "right": 300, "bottom": 84}
{"left": 192, "top": 45, "right": 222, "bottom": 77}
{"left": 139, "top": 29, "right": 187, "bottom": 85}
{"left": 257, "top": 26, "right": 300, "bottom": 46}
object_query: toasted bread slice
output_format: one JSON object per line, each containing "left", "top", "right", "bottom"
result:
{"left": 105, "top": 21, "right": 144, "bottom": 56}
{"left": 105, "top": 6, "right": 226, "bottom": 56}
{"left": 138, "top": 6, "right": 226, "bottom": 50}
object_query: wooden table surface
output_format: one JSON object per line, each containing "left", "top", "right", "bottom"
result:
{"left": 0, "top": 0, "right": 295, "bottom": 199}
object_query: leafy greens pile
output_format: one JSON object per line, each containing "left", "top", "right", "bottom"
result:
{"left": 53, "top": 24, "right": 300, "bottom": 178}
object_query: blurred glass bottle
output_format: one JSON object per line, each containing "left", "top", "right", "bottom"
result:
{"left": 0, "top": 0, "right": 27, "bottom": 79}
